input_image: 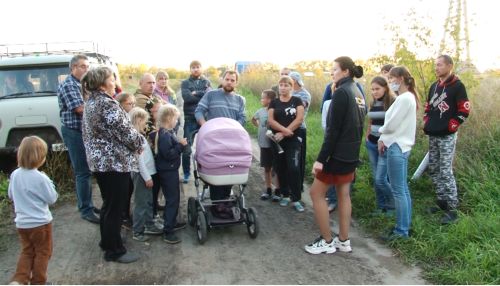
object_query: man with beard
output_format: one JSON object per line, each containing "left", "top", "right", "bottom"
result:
{"left": 194, "top": 70, "right": 246, "bottom": 205}
{"left": 195, "top": 70, "right": 246, "bottom": 126}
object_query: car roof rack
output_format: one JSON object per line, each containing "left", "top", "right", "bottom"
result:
{"left": 0, "top": 41, "right": 112, "bottom": 61}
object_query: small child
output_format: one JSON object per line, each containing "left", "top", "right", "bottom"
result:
{"left": 154, "top": 104, "right": 188, "bottom": 244}
{"left": 8, "top": 136, "right": 58, "bottom": 285}
{"left": 251, "top": 89, "right": 279, "bottom": 201}
{"left": 129, "top": 107, "right": 164, "bottom": 242}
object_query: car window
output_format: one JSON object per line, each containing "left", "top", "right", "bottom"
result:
{"left": 0, "top": 66, "right": 69, "bottom": 98}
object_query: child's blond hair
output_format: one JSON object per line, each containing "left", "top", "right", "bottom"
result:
{"left": 128, "top": 107, "right": 149, "bottom": 133}
{"left": 17, "top": 136, "right": 48, "bottom": 169}
{"left": 156, "top": 104, "right": 180, "bottom": 129}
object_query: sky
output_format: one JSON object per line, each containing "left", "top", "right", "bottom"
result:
{"left": 1, "top": 0, "right": 499, "bottom": 72}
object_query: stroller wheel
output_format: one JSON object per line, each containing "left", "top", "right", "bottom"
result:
{"left": 246, "top": 207, "right": 259, "bottom": 239}
{"left": 196, "top": 211, "right": 208, "bottom": 244}
{"left": 187, "top": 197, "right": 197, "bottom": 226}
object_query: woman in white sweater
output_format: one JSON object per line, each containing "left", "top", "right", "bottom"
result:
{"left": 378, "top": 66, "right": 419, "bottom": 240}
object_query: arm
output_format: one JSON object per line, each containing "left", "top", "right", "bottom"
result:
{"left": 237, "top": 96, "right": 246, "bottom": 126}
{"left": 451, "top": 82, "right": 470, "bottom": 132}
{"left": 251, "top": 112, "right": 259, "bottom": 127}
{"left": 321, "top": 101, "right": 330, "bottom": 130}
{"left": 378, "top": 96, "right": 412, "bottom": 135}
{"left": 194, "top": 92, "right": 210, "bottom": 125}
{"left": 423, "top": 84, "right": 433, "bottom": 126}
{"left": 268, "top": 108, "right": 289, "bottom": 134}
{"left": 181, "top": 80, "right": 201, "bottom": 105}
{"left": 104, "top": 100, "right": 144, "bottom": 153}
{"left": 158, "top": 131, "right": 184, "bottom": 161}
{"left": 285, "top": 105, "right": 304, "bottom": 133}
{"left": 62, "top": 83, "right": 84, "bottom": 115}
{"left": 137, "top": 142, "right": 152, "bottom": 182}
{"left": 40, "top": 174, "right": 58, "bottom": 205}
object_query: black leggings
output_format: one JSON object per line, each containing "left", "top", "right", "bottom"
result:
{"left": 274, "top": 137, "right": 302, "bottom": 202}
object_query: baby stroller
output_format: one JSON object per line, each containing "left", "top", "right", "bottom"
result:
{"left": 187, "top": 117, "right": 259, "bottom": 244}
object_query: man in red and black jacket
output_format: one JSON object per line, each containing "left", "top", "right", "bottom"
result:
{"left": 423, "top": 55, "right": 470, "bottom": 224}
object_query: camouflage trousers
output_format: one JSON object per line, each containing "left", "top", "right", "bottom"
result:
{"left": 428, "top": 133, "right": 458, "bottom": 209}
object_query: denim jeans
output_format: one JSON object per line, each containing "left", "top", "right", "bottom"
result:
{"left": 326, "top": 186, "right": 337, "bottom": 204}
{"left": 158, "top": 170, "right": 180, "bottom": 234}
{"left": 386, "top": 144, "right": 411, "bottom": 237}
{"left": 181, "top": 118, "right": 200, "bottom": 176}
{"left": 61, "top": 125, "right": 94, "bottom": 217}
{"left": 366, "top": 140, "right": 394, "bottom": 210}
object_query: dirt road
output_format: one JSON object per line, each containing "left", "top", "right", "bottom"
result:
{"left": 0, "top": 144, "right": 425, "bottom": 284}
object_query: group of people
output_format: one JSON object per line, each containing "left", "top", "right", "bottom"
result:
{"left": 7, "top": 52, "right": 469, "bottom": 283}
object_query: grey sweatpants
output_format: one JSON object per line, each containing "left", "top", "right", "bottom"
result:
{"left": 132, "top": 172, "right": 155, "bottom": 234}
{"left": 428, "top": 133, "right": 458, "bottom": 209}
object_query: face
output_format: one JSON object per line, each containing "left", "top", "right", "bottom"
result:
{"left": 435, "top": 57, "right": 453, "bottom": 78}
{"left": 260, "top": 93, "right": 271, "bottom": 107}
{"left": 163, "top": 114, "right": 179, "bottom": 129}
{"left": 280, "top": 68, "right": 290, "bottom": 76}
{"left": 151, "top": 103, "right": 161, "bottom": 120}
{"left": 331, "top": 62, "right": 349, "bottom": 84}
{"left": 278, "top": 82, "right": 292, "bottom": 96}
{"left": 190, "top": 65, "right": 202, "bottom": 78}
{"left": 156, "top": 75, "right": 168, "bottom": 89}
{"left": 100, "top": 74, "right": 116, "bottom": 96}
{"left": 140, "top": 75, "right": 156, "bottom": 95}
{"left": 121, "top": 97, "right": 136, "bottom": 112}
{"left": 137, "top": 118, "right": 147, "bottom": 133}
{"left": 71, "top": 59, "right": 90, "bottom": 80}
{"left": 222, "top": 73, "right": 238, "bottom": 93}
{"left": 371, "top": 82, "right": 386, "bottom": 100}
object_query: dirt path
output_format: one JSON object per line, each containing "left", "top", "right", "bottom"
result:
{"left": 0, "top": 141, "right": 426, "bottom": 284}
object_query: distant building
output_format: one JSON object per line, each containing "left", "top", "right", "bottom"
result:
{"left": 234, "top": 61, "right": 261, "bottom": 74}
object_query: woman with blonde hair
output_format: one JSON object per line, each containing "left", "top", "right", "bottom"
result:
{"left": 154, "top": 71, "right": 177, "bottom": 104}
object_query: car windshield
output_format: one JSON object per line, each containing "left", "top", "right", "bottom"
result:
{"left": 0, "top": 65, "right": 69, "bottom": 98}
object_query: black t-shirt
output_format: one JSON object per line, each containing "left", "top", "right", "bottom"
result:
{"left": 269, "top": 96, "right": 303, "bottom": 136}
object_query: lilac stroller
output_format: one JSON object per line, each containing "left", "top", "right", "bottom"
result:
{"left": 187, "top": 117, "right": 259, "bottom": 244}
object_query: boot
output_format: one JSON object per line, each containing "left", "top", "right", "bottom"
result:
{"left": 426, "top": 200, "right": 448, "bottom": 214}
{"left": 441, "top": 209, "right": 458, "bottom": 225}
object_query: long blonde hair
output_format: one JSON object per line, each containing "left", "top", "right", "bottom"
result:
{"left": 128, "top": 107, "right": 149, "bottom": 133}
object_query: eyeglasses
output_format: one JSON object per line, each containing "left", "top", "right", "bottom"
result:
{"left": 77, "top": 64, "right": 90, "bottom": 69}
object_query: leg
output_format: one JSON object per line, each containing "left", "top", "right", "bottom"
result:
{"left": 132, "top": 172, "right": 154, "bottom": 234}
{"left": 160, "top": 171, "right": 180, "bottom": 234}
{"left": 283, "top": 139, "right": 302, "bottom": 202}
{"left": 274, "top": 145, "right": 288, "bottom": 198}
{"left": 264, "top": 167, "right": 273, "bottom": 189}
{"left": 336, "top": 183, "right": 352, "bottom": 241}
{"left": 94, "top": 172, "right": 129, "bottom": 261}
{"left": 151, "top": 173, "right": 161, "bottom": 216}
{"left": 438, "top": 133, "right": 459, "bottom": 209}
{"left": 375, "top": 150, "right": 394, "bottom": 210}
{"left": 428, "top": 136, "right": 444, "bottom": 201}
{"left": 30, "top": 223, "right": 53, "bottom": 285}
{"left": 298, "top": 128, "right": 307, "bottom": 192}
{"left": 11, "top": 228, "right": 35, "bottom": 284}
{"left": 181, "top": 119, "right": 199, "bottom": 178}
{"left": 310, "top": 178, "right": 332, "bottom": 241}
{"left": 61, "top": 126, "right": 94, "bottom": 217}
{"left": 122, "top": 177, "right": 134, "bottom": 221}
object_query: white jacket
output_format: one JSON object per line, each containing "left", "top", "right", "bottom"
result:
{"left": 137, "top": 134, "right": 157, "bottom": 181}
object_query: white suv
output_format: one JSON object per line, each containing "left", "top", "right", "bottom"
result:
{"left": 0, "top": 52, "right": 119, "bottom": 171}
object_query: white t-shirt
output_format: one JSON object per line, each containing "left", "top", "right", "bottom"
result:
{"left": 379, "top": 91, "right": 417, "bottom": 153}
{"left": 8, "top": 168, "right": 58, "bottom": 229}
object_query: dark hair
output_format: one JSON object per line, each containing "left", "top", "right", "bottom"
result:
{"left": 389, "top": 66, "right": 420, "bottom": 109}
{"left": 370, "top": 76, "right": 396, "bottom": 111}
{"left": 70, "top": 54, "right": 88, "bottom": 68}
{"left": 190, "top": 60, "right": 202, "bottom": 69}
{"left": 437, "top": 55, "right": 454, "bottom": 65}
{"left": 381, "top": 64, "right": 394, "bottom": 73}
{"left": 334, "top": 56, "right": 363, "bottom": 78}
{"left": 262, "top": 89, "right": 276, "bottom": 100}
{"left": 221, "top": 70, "right": 239, "bottom": 82}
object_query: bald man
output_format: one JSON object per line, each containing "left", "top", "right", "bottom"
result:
{"left": 134, "top": 73, "right": 164, "bottom": 109}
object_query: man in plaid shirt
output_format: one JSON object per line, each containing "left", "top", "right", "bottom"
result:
{"left": 57, "top": 54, "right": 100, "bottom": 224}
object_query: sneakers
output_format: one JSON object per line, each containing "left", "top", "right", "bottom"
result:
{"left": 260, "top": 193, "right": 270, "bottom": 200}
{"left": 279, "top": 197, "right": 290, "bottom": 207}
{"left": 271, "top": 194, "right": 281, "bottom": 202}
{"left": 304, "top": 236, "right": 336, "bottom": 254}
{"left": 115, "top": 252, "right": 140, "bottom": 263}
{"left": 333, "top": 236, "right": 352, "bottom": 252}
{"left": 144, "top": 224, "right": 163, "bottom": 235}
{"left": 154, "top": 214, "right": 164, "bottom": 224}
{"left": 173, "top": 222, "right": 187, "bottom": 231}
{"left": 82, "top": 213, "right": 100, "bottom": 224}
{"left": 132, "top": 232, "right": 150, "bottom": 242}
{"left": 163, "top": 232, "right": 181, "bottom": 244}
{"left": 292, "top": 201, "right": 305, "bottom": 212}
{"left": 183, "top": 173, "right": 190, "bottom": 184}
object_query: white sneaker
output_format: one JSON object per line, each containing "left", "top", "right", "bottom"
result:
{"left": 333, "top": 236, "right": 352, "bottom": 252}
{"left": 304, "top": 237, "right": 336, "bottom": 255}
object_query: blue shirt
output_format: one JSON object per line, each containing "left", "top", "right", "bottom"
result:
{"left": 58, "top": 74, "right": 84, "bottom": 130}
{"left": 194, "top": 88, "right": 246, "bottom": 126}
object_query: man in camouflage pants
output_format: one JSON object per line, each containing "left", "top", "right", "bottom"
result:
{"left": 424, "top": 55, "right": 470, "bottom": 224}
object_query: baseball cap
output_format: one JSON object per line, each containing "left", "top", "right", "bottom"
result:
{"left": 289, "top": 71, "right": 304, "bottom": 86}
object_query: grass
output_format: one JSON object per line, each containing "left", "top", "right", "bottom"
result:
{"left": 240, "top": 74, "right": 500, "bottom": 284}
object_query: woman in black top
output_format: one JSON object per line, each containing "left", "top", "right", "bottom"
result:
{"left": 305, "top": 57, "right": 365, "bottom": 254}
{"left": 268, "top": 76, "right": 305, "bottom": 212}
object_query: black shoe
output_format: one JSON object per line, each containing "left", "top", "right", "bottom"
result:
{"left": 93, "top": 207, "right": 101, "bottom": 214}
{"left": 163, "top": 232, "right": 181, "bottom": 244}
{"left": 114, "top": 252, "right": 139, "bottom": 263}
{"left": 441, "top": 210, "right": 458, "bottom": 225}
{"left": 82, "top": 213, "right": 100, "bottom": 224}
{"left": 426, "top": 206, "right": 442, "bottom": 214}
{"left": 174, "top": 222, "right": 187, "bottom": 231}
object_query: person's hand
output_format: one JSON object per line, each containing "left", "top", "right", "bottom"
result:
{"left": 145, "top": 179, "right": 154, "bottom": 188}
{"left": 191, "top": 91, "right": 197, "bottom": 96}
{"left": 378, "top": 140, "right": 386, "bottom": 155}
{"left": 274, "top": 132, "right": 284, "bottom": 142}
{"left": 312, "top": 161, "right": 323, "bottom": 177}
{"left": 179, "top": 138, "right": 188, "bottom": 146}
{"left": 283, "top": 128, "right": 294, "bottom": 137}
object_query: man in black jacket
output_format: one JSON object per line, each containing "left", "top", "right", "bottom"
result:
{"left": 424, "top": 55, "right": 470, "bottom": 224}
{"left": 180, "top": 61, "right": 212, "bottom": 183}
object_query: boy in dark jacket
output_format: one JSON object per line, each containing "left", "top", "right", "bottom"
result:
{"left": 424, "top": 55, "right": 470, "bottom": 224}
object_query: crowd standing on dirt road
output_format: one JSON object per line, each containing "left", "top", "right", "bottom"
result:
{"left": 6, "top": 53, "right": 469, "bottom": 284}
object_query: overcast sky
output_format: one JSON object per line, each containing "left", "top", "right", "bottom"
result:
{"left": 1, "top": 0, "right": 498, "bottom": 71}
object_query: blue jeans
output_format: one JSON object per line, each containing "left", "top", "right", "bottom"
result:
{"left": 386, "top": 144, "right": 411, "bottom": 237}
{"left": 181, "top": 118, "right": 200, "bottom": 175}
{"left": 326, "top": 186, "right": 337, "bottom": 204}
{"left": 61, "top": 125, "right": 94, "bottom": 217}
{"left": 366, "top": 140, "right": 394, "bottom": 210}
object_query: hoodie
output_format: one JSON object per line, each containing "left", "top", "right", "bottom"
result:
{"left": 424, "top": 74, "right": 470, "bottom": 136}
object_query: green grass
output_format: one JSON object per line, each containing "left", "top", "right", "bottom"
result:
{"left": 241, "top": 86, "right": 500, "bottom": 284}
